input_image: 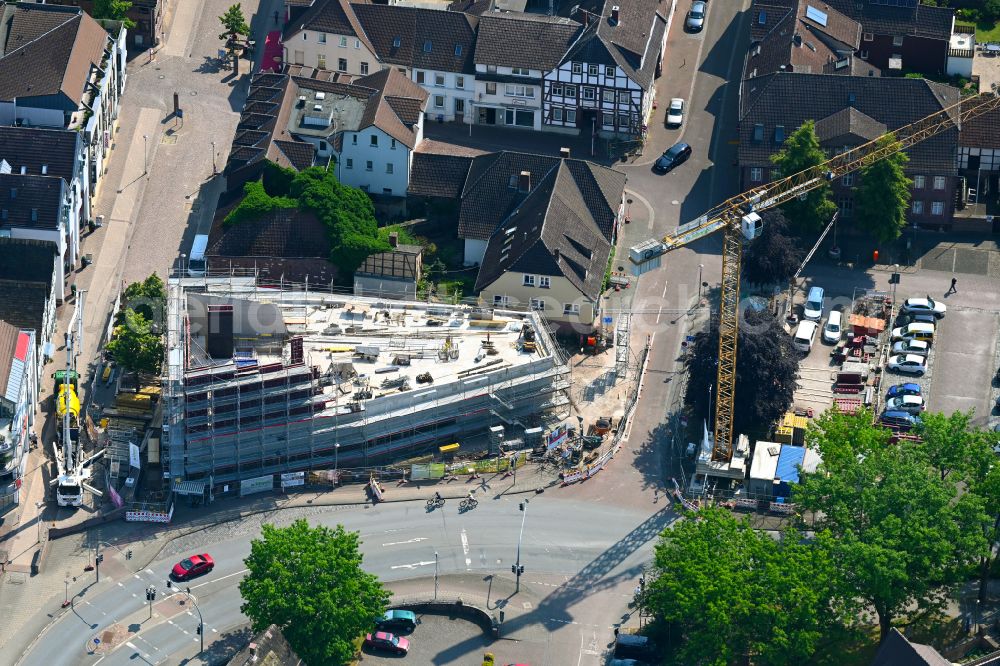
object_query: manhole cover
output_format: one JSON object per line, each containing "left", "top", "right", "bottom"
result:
{"left": 161, "top": 134, "right": 177, "bottom": 145}
{"left": 522, "top": 602, "right": 532, "bottom": 610}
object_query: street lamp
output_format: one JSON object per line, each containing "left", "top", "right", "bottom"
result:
{"left": 434, "top": 551, "right": 439, "bottom": 600}
{"left": 697, "top": 263, "right": 704, "bottom": 302}
{"left": 211, "top": 141, "right": 217, "bottom": 175}
{"left": 143, "top": 134, "right": 149, "bottom": 176}
{"left": 891, "top": 264, "right": 899, "bottom": 305}
{"left": 512, "top": 499, "right": 529, "bottom": 593}
{"left": 35, "top": 501, "right": 44, "bottom": 544}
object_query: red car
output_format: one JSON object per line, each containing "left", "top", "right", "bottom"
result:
{"left": 364, "top": 631, "right": 409, "bottom": 655}
{"left": 171, "top": 553, "right": 214, "bottom": 581}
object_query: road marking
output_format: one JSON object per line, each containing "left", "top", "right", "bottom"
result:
{"left": 145, "top": 569, "right": 154, "bottom": 575}
{"left": 461, "top": 528, "right": 471, "bottom": 567}
{"left": 133, "top": 574, "right": 141, "bottom": 579}
{"left": 117, "top": 582, "right": 124, "bottom": 587}
{"left": 381, "top": 537, "right": 428, "bottom": 547}
{"left": 389, "top": 560, "right": 436, "bottom": 570}
{"left": 661, "top": 282, "right": 669, "bottom": 299}
{"left": 655, "top": 306, "right": 664, "bottom": 324}
{"left": 191, "top": 568, "right": 248, "bottom": 589}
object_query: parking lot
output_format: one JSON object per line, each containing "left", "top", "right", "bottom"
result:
{"left": 357, "top": 613, "right": 494, "bottom": 665}
{"left": 926, "top": 307, "right": 1000, "bottom": 424}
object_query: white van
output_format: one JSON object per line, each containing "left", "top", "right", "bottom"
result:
{"left": 793, "top": 320, "right": 818, "bottom": 353}
{"left": 823, "top": 311, "right": 843, "bottom": 344}
{"left": 187, "top": 234, "right": 209, "bottom": 276}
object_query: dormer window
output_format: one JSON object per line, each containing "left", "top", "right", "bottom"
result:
{"left": 455, "top": 44, "right": 462, "bottom": 56}
{"left": 423, "top": 40, "right": 432, "bottom": 52}
{"left": 753, "top": 123, "right": 764, "bottom": 142}
{"left": 393, "top": 37, "right": 401, "bottom": 48}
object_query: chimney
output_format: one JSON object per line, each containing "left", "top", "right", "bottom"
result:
{"left": 611, "top": 5, "right": 620, "bottom": 24}
{"left": 389, "top": 231, "right": 399, "bottom": 248}
{"left": 560, "top": 147, "right": 571, "bottom": 158}
{"left": 518, "top": 170, "right": 531, "bottom": 192}
{"left": 554, "top": 248, "right": 560, "bottom": 262}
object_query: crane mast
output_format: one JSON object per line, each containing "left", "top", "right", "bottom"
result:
{"left": 630, "top": 91, "right": 1000, "bottom": 462}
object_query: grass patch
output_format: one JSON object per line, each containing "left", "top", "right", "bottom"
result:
{"left": 602, "top": 245, "right": 617, "bottom": 293}
{"left": 977, "top": 20, "right": 1000, "bottom": 42}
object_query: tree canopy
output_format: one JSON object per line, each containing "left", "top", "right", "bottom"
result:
{"left": 106, "top": 308, "right": 164, "bottom": 375}
{"left": 219, "top": 4, "right": 250, "bottom": 73}
{"left": 122, "top": 273, "right": 166, "bottom": 325}
{"left": 770, "top": 121, "right": 837, "bottom": 232}
{"left": 93, "top": 0, "right": 135, "bottom": 28}
{"left": 684, "top": 308, "right": 798, "bottom": 437}
{"left": 239, "top": 519, "right": 390, "bottom": 666}
{"left": 854, "top": 134, "right": 912, "bottom": 243}
{"left": 741, "top": 209, "right": 805, "bottom": 286}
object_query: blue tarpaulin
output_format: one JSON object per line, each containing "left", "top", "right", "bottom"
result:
{"left": 774, "top": 445, "right": 806, "bottom": 498}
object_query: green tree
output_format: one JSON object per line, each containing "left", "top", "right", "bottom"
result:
{"left": 795, "top": 409, "right": 989, "bottom": 640}
{"left": 770, "top": 121, "right": 837, "bottom": 233}
{"left": 684, "top": 308, "right": 799, "bottom": 437}
{"left": 854, "top": 134, "right": 912, "bottom": 243}
{"left": 123, "top": 273, "right": 166, "bottom": 324}
{"left": 224, "top": 180, "right": 297, "bottom": 226}
{"left": 219, "top": 3, "right": 250, "bottom": 74}
{"left": 647, "top": 508, "right": 845, "bottom": 665}
{"left": 913, "top": 410, "right": 989, "bottom": 482}
{"left": 741, "top": 209, "right": 805, "bottom": 286}
{"left": 93, "top": 0, "right": 136, "bottom": 28}
{"left": 240, "top": 520, "right": 390, "bottom": 666}
{"left": 106, "top": 309, "right": 164, "bottom": 375}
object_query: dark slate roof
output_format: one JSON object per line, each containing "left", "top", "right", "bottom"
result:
{"left": 814, "top": 105, "right": 886, "bottom": 142}
{"left": 447, "top": 0, "right": 495, "bottom": 15}
{"left": 0, "top": 126, "right": 80, "bottom": 183}
{"left": 960, "top": 101, "right": 1000, "bottom": 150}
{"left": 0, "top": 173, "right": 66, "bottom": 231}
{"left": 353, "top": 68, "right": 429, "bottom": 147}
{"left": 564, "top": 0, "right": 667, "bottom": 90}
{"left": 356, "top": 248, "right": 421, "bottom": 280}
{"left": 0, "top": 2, "right": 109, "bottom": 105}
{"left": 352, "top": 4, "right": 477, "bottom": 74}
{"left": 474, "top": 13, "right": 583, "bottom": 70}
{"left": 824, "top": 0, "right": 953, "bottom": 41}
{"left": 283, "top": 0, "right": 375, "bottom": 55}
{"left": 408, "top": 152, "right": 475, "bottom": 199}
{"left": 458, "top": 152, "right": 561, "bottom": 241}
{"left": 273, "top": 140, "right": 316, "bottom": 170}
{"left": 870, "top": 628, "right": 951, "bottom": 666}
{"left": 474, "top": 159, "right": 624, "bottom": 300}
{"left": 739, "top": 72, "right": 959, "bottom": 175}
{"left": 0, "top": 237, "right": 57, "bottom": 283}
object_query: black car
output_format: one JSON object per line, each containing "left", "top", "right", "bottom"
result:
{"left": 653, "top": 143, "right": 692, "bottom": 173}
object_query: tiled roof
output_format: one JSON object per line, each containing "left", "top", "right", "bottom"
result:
{"left": 739, "top": 72, "right": 959, "bottom": 174}
{"left": 959, "top": 102, "right": 1000, "bottom": 150}
{"left": 408, "top": 153, "right": 475, "bottom": 199}
{"left": 354, "top": 68, "right": 429, "bottom": 148}
{"left": 352, "top": 4, "right": 477, "bottom": 74}
{"left": 447, "top": 0, "right": 495, "bottom": 15}
{"left": 0, "top": 237, "right": 58, "bottom": 283}
{"left": 356, "top": 249, "right": 421, "bottom": 280}
{"left": 0, "top": 173, "right": 66, "bottom": 231}
{"left": 273, "top": 139, "right": 316, "bottom": 170}
{"left": 0, "top": 3, "right": 110, "bottom": 106}
{"left": 474, "top": 12, "right": 583, "bottom": 70}
{"left": 208, "top": 207, "right": 332, "bottom": 259}
{"left": 823, "top": 0, "right": 953, "bottom": 41}
{"left": 474, "top": 159, "right": 625, "bottom": 300}
{"left": 458, "top": 151, "right": 560, "bottom": 241}
{"left": 283, "top": 0, "right": 375, "bottom": 55}
{"left": 814, "top": 106, "right": 886, "bottom": 142}
{"left": 0, "top": 126, "right": 80, "bottom": 183}
{"left": 870, "top": 628, "right": 951, "bottom": 666}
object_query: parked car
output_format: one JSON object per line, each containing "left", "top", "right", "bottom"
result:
{"left": 891, "top": 339, "right": 930, "bottom": 357}
{"left": 823, "top": 310, "right": 843, "bottom": 344}
{"left": 803, "top": 286, "right": 824, "bottom": 321}
{"left": 886, "top": 394, "right": 925, "bottom": 414}
{"left": 376, "top": 609, "right": 417, "bottom": 632}
{"left": 793, "top": 320, "right": 818, "bottom": 353}
{"left": 886, "top": 354, "right": 928, "bottom": 376}
{"left": 653, "top": 143, "right": 692, "bottom": 173}
{"left": 364, "top": 631, "right": 410, "bottom": 655}
{"left": 685, "top": 0, "right": 706, "bottom": 31}
{"left": 886, "top": 383, "right": 921, "bottom": 399}
{"left": 666, "top": 98, "right": 685, "bottom": 127}
{"left": 881, "top": 410, "right": 921, "bottom": 429}
{"left": 901, "top": 296, "right": 946, "bottom": 318}
{"left": 615, "top": 633, "right": 656, "bottom": 660}
{"left": 891, "top": 322, "right": 935, "bottom": 344}
{"left": 171, "top": 553, "right": 214, "bottom": 581}
{"left": 895, "top": 311, "right": 937, "bottom": 328}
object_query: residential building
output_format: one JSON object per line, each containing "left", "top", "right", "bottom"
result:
{"left": 352, "top": 4, "right": 478, "bottom": 123}
{"left": 543, "top": 0, "right": 668, "bottom": 137}
{"left": 36, "top": 0, "right": 162, "bottom": 50}
{"left": 472, "top": 12, "right": 583, "bottom": 131}
{"left": 738, "top": 72, "right": 959, "bottom": 229}
{"left": 0, "top": 2, "right": 127, "bottom": 196}
{"left": 869, "top": 628, "right": 951, "bottom": 666}
{"left": 447, "top": 0, "right": 527, "bottom": 15}
{"left": 161, "top": 278, "right": 568, "bottom": 493}
{"left": 0, "top": 238, "right": 59, "bottom": 364}
{"left": 955, "top": 102, "right": 1000, "bottom": 231}
{"left": 225, "top": 65, "right": 428, "bottom": 198}
{"left": 353, "top": 232, "right": 422, "bottom": 299}
{"left": 472, "top": 158, "right": 626, "bottom": 331}
{"left": 282, "top": 0, "right": 377, "bottom": 75}
{"left": 0, "top": 320, "right": 38, "bottom": 514}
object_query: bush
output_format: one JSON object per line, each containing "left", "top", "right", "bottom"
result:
{"left": 224, "top": 180, "right": 296, "bottom": 226}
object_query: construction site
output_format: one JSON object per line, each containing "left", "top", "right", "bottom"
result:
{"left": 161, "top": 276, "right": 573, "bottom": 498}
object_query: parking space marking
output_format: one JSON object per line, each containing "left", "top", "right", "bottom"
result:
{"left": 390, "top": 560, "right": 436, "bottom": 570}
{"left": 461, "top": 528, "right": 471, "bottom": 567}
{"left": 382, "top": 537, "right": 428, "bottom": 547}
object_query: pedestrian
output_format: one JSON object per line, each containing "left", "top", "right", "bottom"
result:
{"left": 273, "top": 10, "right": 279, "bottom": 24}
{"left": 949, "top": 277, "right": 958, "bottom": 294}
{"left": 614, "top": 627, "right": 620, "bottom": 638}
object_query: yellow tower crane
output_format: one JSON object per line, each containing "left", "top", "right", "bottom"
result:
{"left": 629, "top": 91, "right": 1000, "bottom": 463}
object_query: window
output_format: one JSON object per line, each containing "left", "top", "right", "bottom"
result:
{"left": 588, "top": 64, "right": 598, "bottom": 76}
{"left": 539, "top": 276, "right": 550, "bottom": 288}
{"left": 602, "top": 112, "right": 614, "bottom": 126}
{"left": 566, "top": 109, "right": 577, "bottom": 123}
{"left": 319, "top": 141, "right": 328, "bottom": 151}
{"left": 360, "top": 62, "right": 369, "bottom": 75}
{"left": 456, "top": 76, "right": 464, "bottom": 89}
{"left": 618, "top": 91, "right": 630, "bottom": 104}
{"left": 583, "top": 87, "right": 595, "bottom": 100}
{"left": 859, "top": 50, "right": 869, "bottom": 59}
{"left": 913, "top": 175, "right": 925, "bottom": 189}
{"left": 318, "top": 33, "right": 326, "bottom": 44}
{"left": 753, "top": 123, "right": 764, "bottom": 142}
{"left": 774, "top": 125, "right": 785, "bottom": 144}
{"left": 504, "top": 108, "right": 534, "bottom": 127}
{"left": 383, "top": 188, "right": 392, "bottom": 195}
{"left": 553, "top": 107, "right": 564, "bottom": 121}
{"left": 605, "top": 66, "right": 615, "bottom": 77}
{"left": 842, "top": 173, "right": 854, "bottom": 186}
{"left": 370, "top": 135, "right": 378, "bottom": 147}
{"left": 863, "top": 32, "right": 873, "bottom": 41}
{"left": 486, "top": 82, "right": 497, "bottom": 95}
{"left": 390, "top": 139, "right": 396, "bottom": 150}
{"left": 530, "top": 298, "right": 545, "bottom": 311}
{"left": 839, "top": 197, "right": 854, "bottom": 216}
{"left": 317, "top": 54, "right": 326, "bottom": 69}
{"left": 416, "top": 70, "right": 425, "bottom": 84}
{"left": 523, "top": 274, "right": 536, "bottom": 287}
{"left": 487, "top": 65, "right": 497, "bottom": 73}
{"left": 454, "top": 44, "right": 462, "bottom": 56}
{"left": 434, "top": 95, "right": 445, "bottom": 108}
{"left": 505, "top": 84, "right": 534, "bottom": 98}
{"left": 352, "top": 135, "right": 357, "bottom": 145}
{"left": 750, "top": 167, "right": 763, "bottom": 182}
{"left": 572, "top": 62, "right": 582, "bottom": 74}
{"left": 933, "top": 176, "right": 946, "bottom": 190}
{"left": 563, "top": 303, "right": 581, "bottom": 315}
{"left": 511, "top": 67, "right": 530, "bottom": 76}
{"left": 393, "top": 37, "right": 401, "bottom": 48}
{"left": 602, "top": 90, "right": 615, "bottom": 103}
{"left": 355, "top": 39, "right": 360, "bottom": 49}
{"left": 618, "top": 113, "right": 629, "bottom": 128}
{"left": 365, "top": 161, "right": 373, "bottom": 171}
{"left": 435, "top": 74, "right": 445, "bottom": 87}
{"left": 931, "top": 201, "right": 945, "bottom": 215}
{"left": 493, "top": 295, "right": 509, "bottom": 306}
{"left": 912, "top": 200, "right": 924, "bottom": 215}
{"left": 551, "top": 84, "right": 563, "bottom": 96}
{"left": 340, "top": 36, "right": 347, "bottom": 47}
{"left": 338, "top": 58, "right": 347, "bottom": 72}
{"left": 386, "top": 163, "right": 394, "bottom": 174}
{"left": 893, "top": 35, "right": 904, "bottom": 46}
{"left": 423, "top": 40, "right": 432, "bottom": 52}
{"left": 771, "top": 168, "right": 781, "bottom": 180}
{"left": 303, "top": 33, "right": 307, "bottom": 41}
{"left": 345, "top": 158, "right": 353, "bottom": 169}
{"left": 565, "top": 85, "right": 576, "bottom": 98}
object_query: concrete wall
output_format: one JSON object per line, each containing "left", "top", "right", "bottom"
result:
{"left": 480, "top": 270, "right": 597, "bottom": 329}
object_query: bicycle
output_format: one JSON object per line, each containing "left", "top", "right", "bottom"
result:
{"left": 459, "top": 497, "right": 478, "bottom": 511}
{"left": 426, "top": 497, "right": 445, "bottom": 509}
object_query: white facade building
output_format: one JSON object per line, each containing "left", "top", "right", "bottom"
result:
{"left": 336, "top": 123, "right": 424, "bottom": 196}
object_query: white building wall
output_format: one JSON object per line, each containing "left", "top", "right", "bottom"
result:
{"left": 285, "top": 29, "right": 379, "bottom": 76}
{"left": 414, "top": 69, "right": 475, "bottom": 123}
{"left": 337, "top": 127, "right": 412, "bottom": 196}
{"left": 463, "top": 238, "right": 488, "bottom": 266}
{"left": 473, "top": 65, "right": 544, "bottom": 131}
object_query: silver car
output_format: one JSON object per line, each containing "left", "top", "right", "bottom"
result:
{"left": 686, "top": 1, "right": 706, "bottom": 31}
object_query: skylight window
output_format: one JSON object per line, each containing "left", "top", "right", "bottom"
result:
{"left": 393, "top": 37, "right": 401, "bottom": 47}
{"left": 423, "top": 41, "right": 432, "bottom": 53}
{"left": 805, "top": 5, "right": 828, "bottom": 26}
{"left": 753, "top": 123, "right": 764, "bottom": 142}
{"left": 455, "top": 44, "right": 462, "bottom": 56}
